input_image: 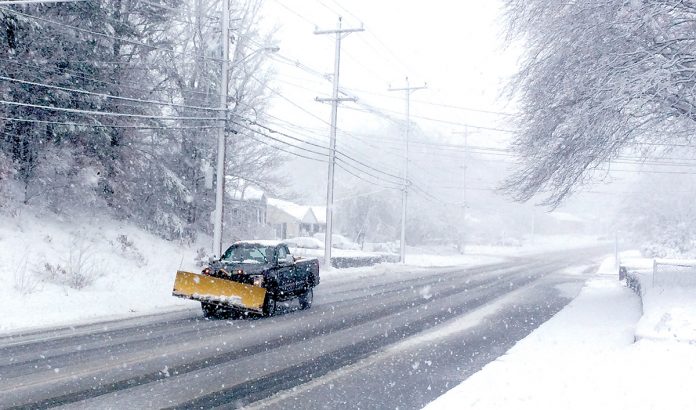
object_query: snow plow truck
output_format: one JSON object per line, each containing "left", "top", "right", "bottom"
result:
{"left": 172, "top": 240, "right": 320, "bottom": 318}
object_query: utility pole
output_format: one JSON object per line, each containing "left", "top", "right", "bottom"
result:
{"left": 454, "top": 126, "right": 469, "bottom": 253}
{"left": 212, "top": 0, "right": 230, "bottom": 257}
{"left": 315, "top": 17, "right": 363, "bottom": 268}
{"left": 389, "top": 78, "right": 427, "bottom": 264}
{"left": 454, "top": 125, "right": 469, "bottom": 253}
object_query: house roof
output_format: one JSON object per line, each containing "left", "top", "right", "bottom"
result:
{"left": 267, "top": 198, "right": 327, "bottom": 225}
{"left": 311, "top": 206, "right": 327, "bottom": 224}
{"left": 225, "top": 177, "right": 265, "bottom": 201}
{"left": 267, "top": 198, "right": 309, "bottom": 221}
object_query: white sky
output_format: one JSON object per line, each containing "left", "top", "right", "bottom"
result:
{"left": 257, "top": 0, "right": 519, "bottom": 147}
{"left": 252, "top": 0, "right": 627, "bottom": 220}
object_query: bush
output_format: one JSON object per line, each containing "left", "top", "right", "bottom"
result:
{"left": 43, "top": 238, "right": 103, "bottom": 289}
{"left": 115, "top": 234, "right": 146, "bottom": 266}
{"left": 14, "top": 259, "right": 40, "bottom": 295}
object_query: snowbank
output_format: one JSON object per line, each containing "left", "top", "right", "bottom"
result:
{"left": 0, "top": 210, "right": 204, "bottom": 332}
{"left": 424, "top": 259, "right": 696, "bottom": 410}
{"left": 620, "top": 255, "right": 696, "bottom": 342}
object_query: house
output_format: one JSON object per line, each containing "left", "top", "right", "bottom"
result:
{"left": 266, "top": 198, "right": 326, "bottom": 239}
{"left": 224, "top": 177, "right": 273, "bottom": 240}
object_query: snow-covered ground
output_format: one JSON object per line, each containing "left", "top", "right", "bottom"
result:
{"left": 0, "top": 210, "right": 203, "bottom": 332}
{"left": 620, "top": 252, "right": 696, "bottom": 343}
{"left": 0, "top": 209, "right": 604, "bottom": 334}
{"left": 424, "top": 254, "right": 696, "bottom": 410}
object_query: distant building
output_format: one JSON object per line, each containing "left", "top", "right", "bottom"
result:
{"left": 266, "top": 198, "right": 326, "bottom": 239}
{"left": 224, "top": 177, "right": 273, "bottom": 240}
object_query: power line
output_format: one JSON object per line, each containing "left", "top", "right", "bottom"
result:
{"left": 270, "top": 58, "right": 517, "bottom": 131}
{"left": 237, "top": 123, "right": 404, "bottom": 189}
{"left": 320, "top": 0, "right": 420, "bottom": 80}
{"left": 234, "top": 94, "right": 404, "bottom": 177}
{"left": 0, "top": 75, "right": 219, "bottom": 112}
{"left": 335, "top": 162, "right": 402, "bottom": 190}
{"left": 341, "top": 85, "right": 518, "bottom": 117}
{"left": 0, "top": 0, "right": 85, "bottom": 4}
{"left": 270, "top": 0, "right": 319, "bottom": 27}
{"left": 0, "top": 116, "right": 221, "bottom": 130}
{"left": 0, "top": 99, "right": 217, "bottom": 121}
{"left": 248, "top": 119, "right": 403, "bottom": 181}
{"left": 245, "top": 133, "right": 328, "bottom": 163}
{"left": 247, "top": 73, "right": 405, "bottom": 177}
{"left": 232, "top": 119, "right": 405, "bottom": 185}
{"left": 343, "top": 105, "right": 516, "bottom": 133}
{"left": 0, "top": 58, "right": 217, "bottom": 100}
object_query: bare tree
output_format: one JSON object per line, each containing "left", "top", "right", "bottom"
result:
{"left": 502, "top": 0, "right": 696, "bottom": 206}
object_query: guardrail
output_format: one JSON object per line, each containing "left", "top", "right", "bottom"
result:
{"left": 621, "top": 258, "right": 696, "bottom": 294}
{"left": 329, "top": 254, "right": 400, "bottom": 268}
{"left": 620, "top": 265, "right": 642, "bottom": 295}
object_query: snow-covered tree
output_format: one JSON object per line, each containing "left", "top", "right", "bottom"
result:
{"left": 336, "top": 187, "right": 400, "bottom": 244}
{"left": 619, "top": 170, "right": 696, "bottom": 257}
{"left": 0, "top": 0, "right": 282, "bottom": 241}
{"left": 502, "top": 0, "right": 696, "bottom": 206}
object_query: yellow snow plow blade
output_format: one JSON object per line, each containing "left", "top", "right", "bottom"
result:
{"left": 172, "top": 271, "right": 266, "bottom": 313}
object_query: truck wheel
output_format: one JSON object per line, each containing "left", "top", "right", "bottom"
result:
{"left": 263, "top": 295, "right": 276, "bottom": 317}
{"left": 299, "top": 288, "right": 313, "bottom": 310}
{"left": 201, "top": 302, "right": 218, "bottom": 319}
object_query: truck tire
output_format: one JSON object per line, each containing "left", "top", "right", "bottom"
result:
{"left": 201, "top": 302, "right": 218, "bottom": 319}
{"left": 263, "top": 295, "right": 276, "bottom": 317}
{"left": 299, "top": 288, "right": 313, "bottom": 310}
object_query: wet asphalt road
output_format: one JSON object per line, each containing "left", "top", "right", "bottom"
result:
{"left": 0, "top": 247, "right": 607, "bottom": 409}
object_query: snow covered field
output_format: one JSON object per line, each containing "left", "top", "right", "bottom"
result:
{"left": 424, "top": 254, "right": 696, "bottom": 410}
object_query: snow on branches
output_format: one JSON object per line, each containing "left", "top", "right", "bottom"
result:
{"left": 502, "top": 0, "right": 696, "bottom": 206}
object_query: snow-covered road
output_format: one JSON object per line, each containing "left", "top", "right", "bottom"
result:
{"left": 0, "top": 247, "right": 607, "bottom": 409}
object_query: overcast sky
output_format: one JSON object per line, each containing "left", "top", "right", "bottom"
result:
{"left": 257, "top": 0, "right": 518, "bottom": 143}
{"left": 252, "top": 0, "right": 627, "bottom": 220}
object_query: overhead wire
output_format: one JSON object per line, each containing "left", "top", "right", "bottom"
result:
{"left": 231, "top": 118, "right": 405, "bottom": 185}
{"left": 0, "top": 116, "right": 222, "bottom": 130}
{"left": 0, "top": 75, "right": 220, "bottom": 112}
{"left": 0, "top": 58, "right": 218, "bottom": 100}
{"left": 0, "top": 99, "right": 217, "bottom": 121}
{"left": 233, "top": 120, "right": 405, "bottom": 189}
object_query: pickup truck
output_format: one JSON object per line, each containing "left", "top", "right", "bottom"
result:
{"left": 173, "top": 240, "right": 320, "bottom": 318}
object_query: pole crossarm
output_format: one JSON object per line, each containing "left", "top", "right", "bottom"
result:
{"left": 313, "top": 27, "right": 365, "bottom": 36}
{"left": 315, "top": 96, "right": 357, "bottom": 103}
{"left": 388, "top": 85, "right": 428, "bottom": 92}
